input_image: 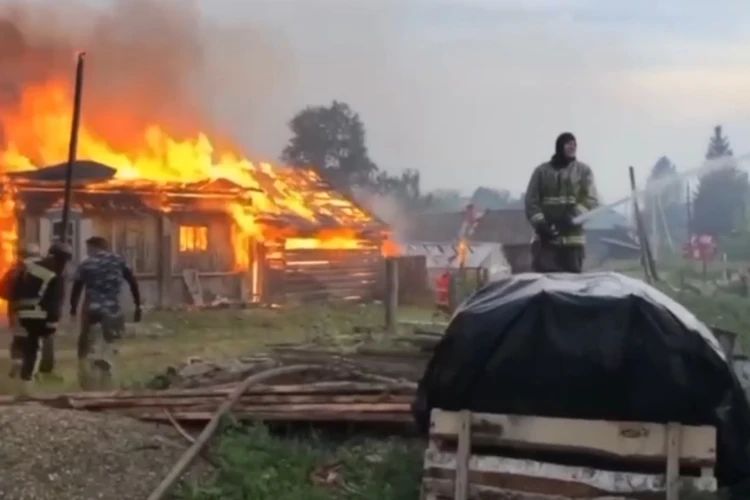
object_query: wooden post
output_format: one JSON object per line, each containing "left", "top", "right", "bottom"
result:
{"left": 447, "top": 270, "right": 461, "bottom": 313}
{"left": 384, "top": 256, "right": 398, "bottom": 333}
{"left": 629, "top": 167, "right": 659, "bottom": 283}
{"left": 665, "top": 423, "right": 681, "bottom": 500}
{"left": 255, "top": 242, "right": 267, "bottom": 303}
{"left": 156, "top": 215, "right": 172, "bottom": 309}
{"left": 454, "top": 410, "right": 471, "bottom": 500}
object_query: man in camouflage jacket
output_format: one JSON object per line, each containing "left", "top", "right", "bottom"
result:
{"left": 70, "top": 236, "right": 142, "bottom": 389}
{"left": 524, "top": 132, "right": 600, "bottom": 272}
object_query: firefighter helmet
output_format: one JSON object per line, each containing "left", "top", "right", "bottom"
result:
{"left": 21, "top": 243, "right": 40, "bottom": 258}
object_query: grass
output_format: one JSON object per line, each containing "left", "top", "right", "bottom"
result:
{"left": 0, "top": 302, "right": 436, "bottom": 394}
{"left": 176, "top": 422, "right": 424, "bottom": 500}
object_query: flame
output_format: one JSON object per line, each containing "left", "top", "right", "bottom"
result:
{"left": 381, "top": 237, "right": 401, "bottom": 257}
{"left": 0, "top": 80, "right": 382, "bottom": 277}
{"left": 0, "top": 187, "right": 18, "bottom": 314}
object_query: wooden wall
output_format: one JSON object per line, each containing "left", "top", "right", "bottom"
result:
{"left": 271, "top": 247, "right": 383, "bottom": 303}
{"left": 20, "top": 209, "right": 383, "bottom": 308}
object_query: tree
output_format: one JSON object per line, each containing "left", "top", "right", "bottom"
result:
{"left": 643, "top": 156, "right": 686, "bottom": 250}
{"left": 692, "top": 126, "right": 748, "bottom": 236}
{"left": 371, "top": 169, "right": 424, "bottom": 208}
{"left": 470, "top": 187, "right": 510, "bottom": 209}
{"left": 421, "top": 189, "right": 467, "bottom": 212}
{"left": 706, "top": 125, "right": 733, "bottom": 159}
{"left": 281, "top": 101, "right": 378, "bottom": 187}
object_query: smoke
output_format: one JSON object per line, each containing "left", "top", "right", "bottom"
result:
{"left": 0, "top": 0, "right": 295, "bottom": 158}
{"left": 351, "top": 186, "right": 410, "bottom": 240}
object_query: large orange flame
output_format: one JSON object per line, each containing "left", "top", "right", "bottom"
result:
{"left": 0, "top": 79, "right": 382, "bottom": 299}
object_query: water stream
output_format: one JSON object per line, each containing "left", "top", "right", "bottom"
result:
{"left": 574, "top": 152, "right": 750, "bottom": 225}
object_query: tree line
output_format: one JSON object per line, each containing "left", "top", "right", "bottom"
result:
{"left": 278, "top": 101, "right": 750, "bottom": 252}
{"left": 644, "top": 125, "right": 750, "bottom": 257}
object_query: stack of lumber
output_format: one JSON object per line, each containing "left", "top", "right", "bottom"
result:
{"left": 423, "top": 409, "right": 718, "bottom": 500}
{"left": 0, "top": 380, "right": 417, "bottom": 425}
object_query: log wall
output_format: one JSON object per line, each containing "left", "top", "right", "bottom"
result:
{"left": 21, "top": 211, "right": 384, "bottom": 308}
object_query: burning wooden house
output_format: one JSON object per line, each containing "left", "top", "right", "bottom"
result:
{"left": 0, "top": 160, "right": 387, "bottom": 308}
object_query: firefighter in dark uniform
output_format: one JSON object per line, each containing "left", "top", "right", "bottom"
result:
{"left": 7, "top": 243, "right": 71, "bottom": 396}
{"left": 70, "top": 236, "right": 142, "bottom": 389}
{"left": 524, "top": 132, "right": 600, "bottom": 273}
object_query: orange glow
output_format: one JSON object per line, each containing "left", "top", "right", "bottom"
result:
{"left": 381, "top": 237, "right": 401, "bottom": 257}
{"left": 0, "top": 80, "right": 381, "bottom": 271}
{"left": 285, "top": 228, "right": 370, "bottom": 250}
{"left": 0, "top": 187, "right": 18, "bottom": 314}
{"left": 179, "top": 225, "right": 208, "bottom": 252}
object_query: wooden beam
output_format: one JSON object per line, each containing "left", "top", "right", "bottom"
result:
{"left": 384, "top": 257, "right": 399, "bottom": 332}
{"left": 423, "top": 453, "right": 717, "bottom": 498}
{"left": 429, "top": 410, "right": 716, "bottom": 466}
{"left": 157, "top": 215, "right": 172, "bottom": 309}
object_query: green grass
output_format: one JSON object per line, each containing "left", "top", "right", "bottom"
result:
{"left": 176, "top": 423, "right": 424, "bottom": 500}
{"left": 0, "top": 302, "right": 436, "bottom": 394}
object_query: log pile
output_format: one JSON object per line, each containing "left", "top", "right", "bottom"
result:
{"left": 0, "top": 380, "right": 417, "bottom": 426}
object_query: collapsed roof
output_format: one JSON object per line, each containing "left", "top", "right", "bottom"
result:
{"left": 5, "top": 161, "right": 384, "bottom": 236}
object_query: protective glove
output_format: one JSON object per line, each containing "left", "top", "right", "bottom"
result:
{"left": 535, "top": 221, "right": 559, "bottom": 241}
{"left": 133, "top": 307, "right": 142, "bottom": 323}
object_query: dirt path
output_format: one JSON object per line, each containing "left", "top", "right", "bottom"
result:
{"left": 0, "top": 404, "right": 209, "bottom": 500}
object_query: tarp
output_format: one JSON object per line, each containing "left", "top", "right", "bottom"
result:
{"left": 413, "top": 272, "right": 750, "bottom": 487}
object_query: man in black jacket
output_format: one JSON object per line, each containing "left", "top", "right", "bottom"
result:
{"left": 5, "top": 243, "right": 71, "bottom": 396}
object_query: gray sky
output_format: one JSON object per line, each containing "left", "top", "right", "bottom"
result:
{"left": 195, "top": 0, "right": 750, "bottom": 202}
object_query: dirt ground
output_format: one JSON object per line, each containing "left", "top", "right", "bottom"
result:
{"left": 0, "top": 404, "right": 210, "bottom": 500}
{"left": 0, "top": 303, "right": 435, "bottom": 500}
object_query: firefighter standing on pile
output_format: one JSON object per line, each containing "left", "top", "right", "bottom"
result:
{"left": 524, "top": 132, "right": 600, "bottom": 273}
{"left": 6, "top": 243, "right": 59, "bottom": 381}
{"left": 70, "top": 236, "right": 142, "bottom": 389}
{"left": 0, "top": 243, "right": 71, "bottom": 396}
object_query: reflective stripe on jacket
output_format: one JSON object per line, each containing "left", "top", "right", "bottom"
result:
{"left": 15, "top": 259, "right": 58, "bottom": 322}
{"left": 524, "top": 160, "right": 599, "bottom": 246}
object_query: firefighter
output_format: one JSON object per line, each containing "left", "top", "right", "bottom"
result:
{"left": 435, "top": 270, "right": 452, "bottom": 314}
{"left": 524, "top": 132, "right": 600, "bottom": 273}
{"left": 70, "top": 236, "right": 142, "bottom": 389}
{"left": 6, "top": 243, "right": 36, "bottom": 376}
{"left": 4, "top": 243, "right": 71, "bottom": 396}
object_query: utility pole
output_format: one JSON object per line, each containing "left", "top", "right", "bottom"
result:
{"left": 60, "top": 52, "right": 86, "bottom": 244}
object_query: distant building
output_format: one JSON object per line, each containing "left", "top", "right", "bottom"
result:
{"left": 583, "top": 208, "right": 641, "bottom": 267}
{"left": 401, "top": 207, "right": 641, "bottom": 274}
{"left": 401, "top": 209, "right": 534, "bottom": 274}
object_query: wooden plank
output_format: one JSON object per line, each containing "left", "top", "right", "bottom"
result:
{"left": 454, "top": 410, "right": 471, "bottom": 500}
{"left": 423, "top": 477, "right": 669, "bottom": 500}
{"left": 182, "top": 268, "right": 204, "bottom": 306}
{"left": 285, "top": 266, "right": 380, "bottom": 278}
{"left": 665, "top": 423, "right": 681, "bottom": 500}
{"left": 284, "top": 273, "right": 377, "bottom": 286}
{"left": 430, "top": 410, "right": 716, "bottom": 466}
{"left": 424, "top": 451, "right": 717, "bottom": 497}
{"left": 124, "top": 410, "right": 413, "bottom": 424}
{"left": 284, "top": 287, "right": 374, "bottom": 301}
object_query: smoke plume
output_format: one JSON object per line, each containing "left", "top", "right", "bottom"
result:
{"left": 0, "top": 0, "right": 294, "bottom": 160}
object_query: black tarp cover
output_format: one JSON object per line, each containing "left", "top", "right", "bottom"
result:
{"left": 413, "top": 272, "right": 750, "bottom": 486}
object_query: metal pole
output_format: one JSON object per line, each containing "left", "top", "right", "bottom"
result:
{"left": 629, "top": 167, "right": 659, "bottom": 283}
{"left": 59, "top": 52, "right": 86, "bottom": 243}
